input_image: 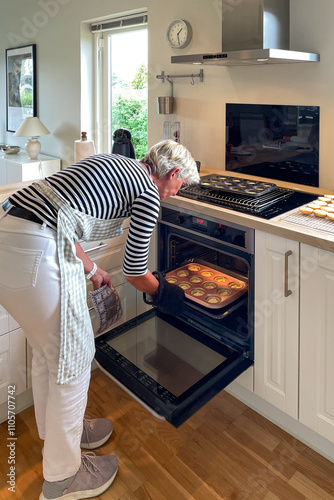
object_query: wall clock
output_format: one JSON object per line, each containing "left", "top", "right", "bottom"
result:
{"left": 166, "top": 19, "right": 193, "bottom": 49}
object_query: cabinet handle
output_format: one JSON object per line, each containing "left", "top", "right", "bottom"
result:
{"left": 85, "top": 243, "right": 107, "bottom": 254}
{"left": 284, "top": 250, "right": 293, "bottom": 297}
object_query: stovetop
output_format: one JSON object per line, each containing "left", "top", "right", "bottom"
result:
{"left": 179, "top": 175, "right": 316, "bottom": 219}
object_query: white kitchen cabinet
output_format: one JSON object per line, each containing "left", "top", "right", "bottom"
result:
{"left": 0, "top": 304, "right": 9, "bottom": 336}
{"left": 0, "top": 327, "right": 27, "bottom": 405}
{"left": 300, "top": 244, "right": 334, "bottom": 443}
{"left": 254, "top": 231, "right": 299, "bottom": 418}
{"left": 0, "top": 306, "right": 31, "bottom": 422}
{"left": 0, "top": 151, "right": 61, "bottom": 185}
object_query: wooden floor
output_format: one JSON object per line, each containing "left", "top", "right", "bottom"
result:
{"left": 2, "top": 369, "right": 334, "bottom": 499}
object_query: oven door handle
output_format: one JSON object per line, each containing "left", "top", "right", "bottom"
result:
{"left": 284, "top": 250, "right": 293, "bottom": 297}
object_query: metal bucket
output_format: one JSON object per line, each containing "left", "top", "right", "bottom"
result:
{"left": 157, "top": 96, "right": 174, "bottom": 114}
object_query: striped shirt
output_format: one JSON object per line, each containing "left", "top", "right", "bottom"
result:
{"left": 9, "top": 154, "right": 160, "bottom": 276}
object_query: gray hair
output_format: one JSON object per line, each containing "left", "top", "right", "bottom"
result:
{"left": 141, "top": 140, "right": 200, "bottom": 186}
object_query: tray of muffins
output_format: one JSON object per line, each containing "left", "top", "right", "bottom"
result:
{"left": 165, "top": 262, "right": 248, "bottom": 309}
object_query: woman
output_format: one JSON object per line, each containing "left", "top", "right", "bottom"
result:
{"left": 0, "top": 139, "right": 200, "bottom": 500}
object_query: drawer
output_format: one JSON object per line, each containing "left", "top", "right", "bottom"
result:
{"left": 80, "top": 224, "right": 129, "bottom": 274}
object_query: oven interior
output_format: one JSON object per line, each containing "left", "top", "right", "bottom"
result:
{"left": 158, "top": 223, "right": 254, "bottom": 360}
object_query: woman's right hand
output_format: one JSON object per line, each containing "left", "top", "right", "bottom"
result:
{"left": 90, "top": 266, "right": 112, "bottom": 290}
{"left": 143, "top": 271, "right": 185, "bottom": 316}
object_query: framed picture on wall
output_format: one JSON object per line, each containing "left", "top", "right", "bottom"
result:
{"left": 6, "top": 44, "right": 37, "bottom": 133}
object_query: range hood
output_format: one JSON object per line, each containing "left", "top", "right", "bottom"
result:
{"left": 171, "top": 0, "right": 320, "bottom": 66}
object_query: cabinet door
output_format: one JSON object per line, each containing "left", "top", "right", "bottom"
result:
{"left": 254, "top": 231, "right": 299, "bottom": 418}
{"left": 0, "top": 328, "right": 27, "bottom": 404}
{"left": 6, "top": 159, "right": 40, "bottom": 184}
{"left": 0, "top": 158, "right": 6, "bottom": 185}
{"left": 0, "top": 304, "right": 9, "bottom": 336}
{"left": 0, "top": 306, "right": 20, "bottom": 336}
{"left": 300, "top": 244, "right": 334, "bottom": 442}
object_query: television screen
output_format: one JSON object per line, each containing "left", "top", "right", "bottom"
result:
{"left": 226, "top": 104, "right": 319, "bottom": 187}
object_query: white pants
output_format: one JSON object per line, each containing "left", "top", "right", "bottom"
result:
{"left": 0, "top": 212, "right": 91, "bottom": 482}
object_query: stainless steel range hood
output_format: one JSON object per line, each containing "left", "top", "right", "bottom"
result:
{"left": 171, "top": 0, "right": 320, "bottom": 66}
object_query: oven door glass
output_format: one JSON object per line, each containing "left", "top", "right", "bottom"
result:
{"left": 95, "top": 309, "right": 253, "bottom": 428}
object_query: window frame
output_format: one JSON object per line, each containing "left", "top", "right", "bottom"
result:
{"left": 93, "top": 20, "right": 147, "bottom": 154}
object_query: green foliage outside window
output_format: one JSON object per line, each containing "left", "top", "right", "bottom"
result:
{"left": 131, "top": 63, "right": 148, "bottom": 90}
{"left": 111, "top": 64, "right": 148, "bottom": 160}
{"left": 112, "top": 97, "right": 147, "bottom": 159}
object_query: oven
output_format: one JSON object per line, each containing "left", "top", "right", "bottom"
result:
{"left": 94, "top": 206, "right": 254, "bottom": 428}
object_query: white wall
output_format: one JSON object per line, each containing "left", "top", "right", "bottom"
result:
{"left": 0, "top": 0, "right": 333, "bottom": 188}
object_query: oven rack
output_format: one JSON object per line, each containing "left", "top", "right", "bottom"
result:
{"left": 179, "top": 186, "right": 294, "bottom": 213}
{"left": 281, "top": 211, "right": 334, "bottom": 235}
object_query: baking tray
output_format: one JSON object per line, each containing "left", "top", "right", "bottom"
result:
{"left": 199, "top": 174, "right": 276, "bottom": 198}
{"left": 165, "top": 263, "right": 248, "bottom": 309}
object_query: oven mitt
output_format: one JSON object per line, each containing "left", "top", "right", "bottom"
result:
{"left": 143, "top": 270, "right": 185, "bottom": 316}
{"left": 89, "top": 283, "right": 123, "bottom": 336}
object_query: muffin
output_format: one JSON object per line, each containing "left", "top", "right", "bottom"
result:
{"left": 229, "top": 281, "right": 243, "bottom": 289}
{"left": 307, "top": 203, "right": 321, "bottom": 210}
{"left": 203, "top": 282, "right": 217, "bottom": 290}
{"left": 188, "top": 264, "right": 201, "bottom": 272}
{"left": 205, "top": 295, "right": 221, "bottom": 304}
{"left": 214, "top": 275, "right": 228, "bottom": 283}
{"left": 191, "top": 288, "right": 205, "bottom": 297}
{"left": 178, "top": 282, "right": 191, "bottom": 290}
{"left": 318, "top": 197, "right": 330, "bottom": 203}
{"left": 166, "top": 276, "right": 177, "bottom": 284}
{"left": 217, "top": 288, "right": 232, "bottom": 296}
{"left": 189, "top": 275, "right": 202, "bottom": 284}
{"left": 177, "top": 269, "right": 189, "bottom": 277}
{"left": 300, "top": 206, "right": 313, "bottom": 215}
{"left": 314, "top": 209, "right": 327, "bottom": 218}
{"left": 200, "top": 270, "right": 214, "bottom": 277}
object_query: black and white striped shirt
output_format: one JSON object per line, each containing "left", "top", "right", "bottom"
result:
{"left": 9, "top": 154, "right": 161, "bottom": 276}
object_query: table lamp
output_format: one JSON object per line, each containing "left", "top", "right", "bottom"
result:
{"left": 14, "top": 117, "right": 50, "bottom": 160}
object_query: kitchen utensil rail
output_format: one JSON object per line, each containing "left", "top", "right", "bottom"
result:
{"left": 156, "top": 69, "right": 204, "bottom": 84}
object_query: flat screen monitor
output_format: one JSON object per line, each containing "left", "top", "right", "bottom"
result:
{"left": 226, "top": 104, "right": 319, "bottom": 187}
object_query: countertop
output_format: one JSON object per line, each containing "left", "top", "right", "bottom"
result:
{"left": 161, "top": 168, "right": 334, "bottom": 253}
{"left": 1, "top": 171, "right": 334, "bottom": 252}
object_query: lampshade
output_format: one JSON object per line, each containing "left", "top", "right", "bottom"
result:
{"left": 14, "top": 117, "right": 50, "bottom": 160}
{"left": 14, "top": 117, "right": 50, "bottom": 138}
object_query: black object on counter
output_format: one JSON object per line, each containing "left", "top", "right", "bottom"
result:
{"left": 112, "top": 128, "right": 136, "bottom": 158}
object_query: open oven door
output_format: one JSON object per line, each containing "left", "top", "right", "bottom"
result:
{"left": 94, "top": 308, "right": 253, "bottom": 428}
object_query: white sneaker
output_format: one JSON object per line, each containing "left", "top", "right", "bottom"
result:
{"left": 39, "top": 452, "right": 118, "bottom": 499}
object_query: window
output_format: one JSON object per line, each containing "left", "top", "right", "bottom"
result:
{"left": 92, "top": 12, "right": 148, "bottom": 159}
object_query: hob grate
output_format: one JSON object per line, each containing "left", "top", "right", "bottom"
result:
{"left": 179, "top": 185, "right": 294, "bottom": 214}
